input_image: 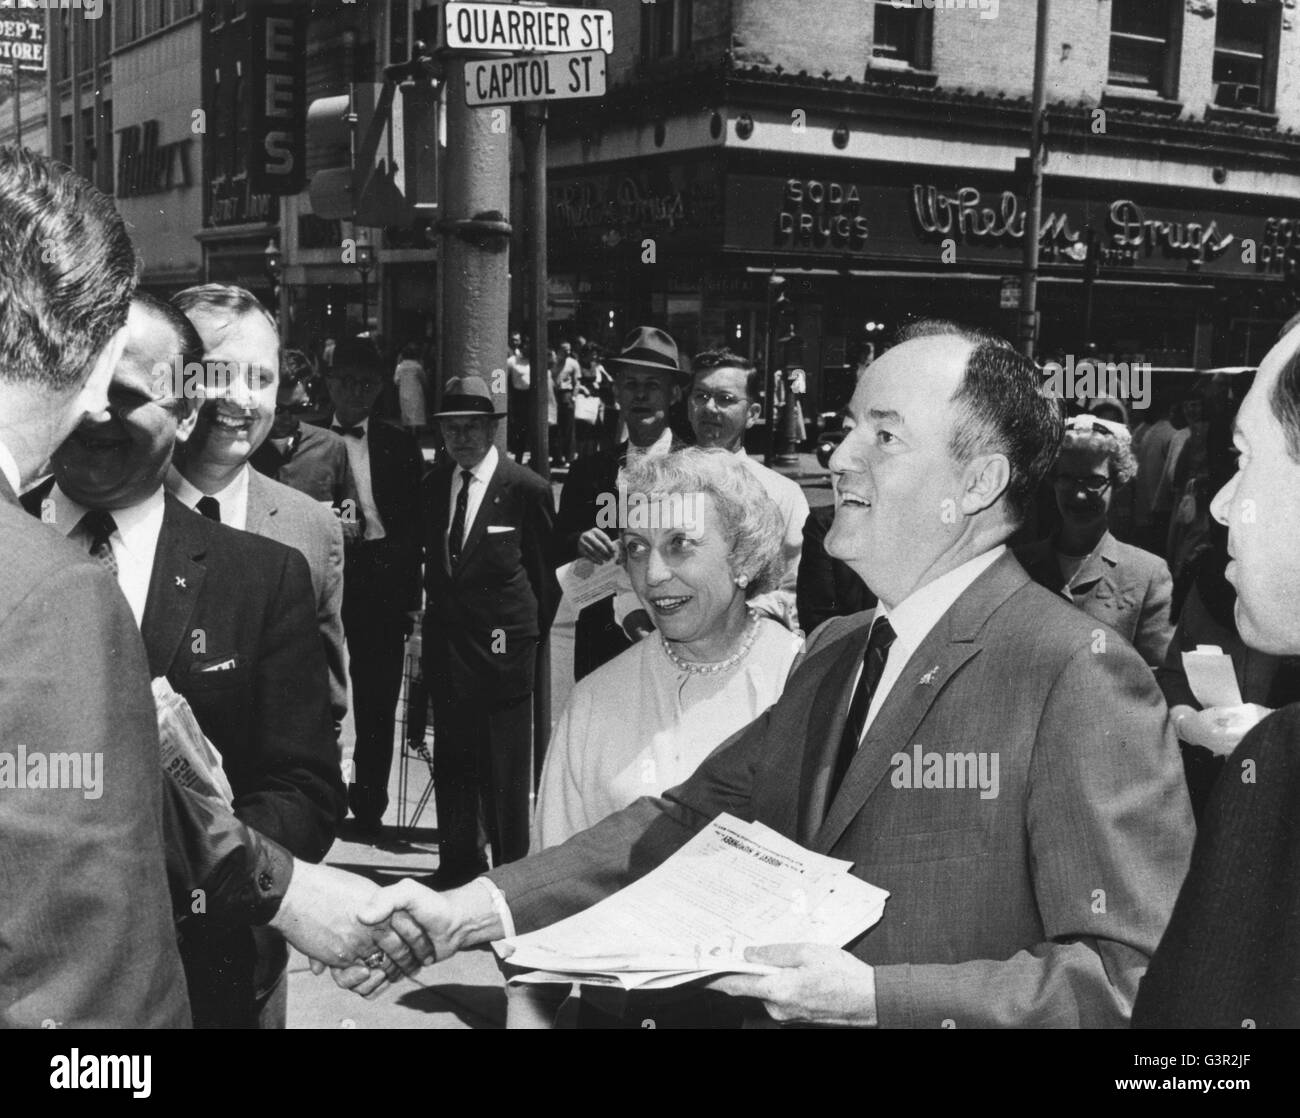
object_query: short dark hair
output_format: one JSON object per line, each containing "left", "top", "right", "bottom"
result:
{"left": 330, "top": 337, "right": 384, "bottom": 377}
{"left": 279, "top": 348, "right": 314, "bottom": 391}
{"left": 896, "top": 318, "right": 1064, "bottom": 526}
{"left": 692, "top": 348, "right": 763, "bottom": 400}
{"left": 1271, "top": 342, "right": 1300, "bottom": 463}
{"left": 172, "top": 283, "right": 278, "bottom": 340}
{"left": 0, "top": 146, "right": 138, "bottom": 394}
{"left": 132, "top": 291, "right": 204, "bottom": 417}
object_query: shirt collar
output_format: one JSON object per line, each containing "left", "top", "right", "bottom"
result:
{"left": 334, "top": 415, "right": 370, "bottom": 437}
{"left": 166, "top": 462, "right": 250, "bottom": 510}
{"left": 459, "top": 443, "right": 499, "bottom": 484}
{"left": 878, "top": 545, "right": 1007, "bottom": 653}
{"left": 0, "top": 438, "right": 21, "bottom": 495}
{"left": 627, "top": 427, "right": 675, "bottom": 461}
{"left": 47, "top": 482, "right": 165, "bottom": 548}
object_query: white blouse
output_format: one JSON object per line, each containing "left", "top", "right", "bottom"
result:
{"left": 532, "top": 618, "right": 803, "bottom": 850}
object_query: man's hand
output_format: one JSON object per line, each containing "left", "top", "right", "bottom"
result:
{"left": 706, "top": 944, "right": 878, "bottom": 1027}
{"left": 577, "top": 528, "right": 617, "bottom": 563}
{"left": 327, "top": 878, "right": 503, "bottom": 998}
{"left": 268, "top": 861, "right": 428, "bottom": 984}
{"left": 1170, "top": 702, "right": 1272, "bottom": 755}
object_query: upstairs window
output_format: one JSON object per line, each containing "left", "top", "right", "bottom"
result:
{"left": 871, "top": 0, "right": 932, "bottom": 71}
{"left": 641, "top": 0, "right": 693, "bottom": 64}
{"left": 1108, "top": 0, "right": 1181, "bottom": 98}
{"left": 1213, "top": 0, "right": 1281, "bottom": 112}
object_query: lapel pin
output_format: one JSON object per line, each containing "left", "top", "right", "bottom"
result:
{"left": 919, "top": 665, "right": 939, "bottom": 685}
{"left": 174, "top": 576, "right": 188, "bottom": 589}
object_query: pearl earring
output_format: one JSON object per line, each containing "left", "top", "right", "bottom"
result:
{"left": 735, "top": 575, "right": 749, "bottom": 588}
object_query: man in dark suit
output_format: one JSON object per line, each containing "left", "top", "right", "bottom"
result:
{"left": 354, "top": 323, "right": 1195, "bottom": 1028}
{"left": 251, "top": 347, "right": 358, "bottom": 518}
{"left": 319, "top": 338, "right": 425, "bottom": 834}
{"left": 0, "top": 146, "right": 190, "bottom": 1028}
{"left": 424, "top": 376, "right": 558, "bottom": 887}
{"left": 31, "top": 292, "right": 346, "bottom": 1028}
{"left": 1133, "top": 321, "right": 1300, "bottom": 1029}
{"left": 555, "top": 326, "right": 684, "bottom": 679}
{"left": 170, "top": 286, "right": 349, "bottom": 744}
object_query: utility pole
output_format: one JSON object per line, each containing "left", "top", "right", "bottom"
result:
{"left": 438, "top": 52, "right": 512, "bottom": 452}
{"left": 1019, "top": 0, "right": 1051, "bottom": 360}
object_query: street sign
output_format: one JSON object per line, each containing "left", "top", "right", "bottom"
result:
{"left": 0, "top": 6, "right": 46, "bottom": 73}
{"left": 446, "top": 2, "right": 613, "bottom": 54}
{"left": 465, "top": 49, "right": 606, "bottom": 107}
{"left": 999, "top": 275, "right": 1021, "bottom": 310}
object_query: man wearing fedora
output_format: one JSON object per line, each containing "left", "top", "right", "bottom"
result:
{"left": 554, "top": 326, "right": 687, "bottom": 680}
{"left": 423, "top": 376, "right": 559, "bottom": 887}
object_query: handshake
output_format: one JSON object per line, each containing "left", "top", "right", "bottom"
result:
{"left": 268, "top": 864, "right": 487, "bottom": 997}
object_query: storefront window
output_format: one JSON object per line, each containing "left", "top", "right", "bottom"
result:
{"left": 1212, "top": 0, "right": 1280, "bottom": 112}
{"left": 1108, "top": 0, "right": 1181, "bottom": 97}
{"left": 871, "top": 0, "right": 932, "bottom": 71}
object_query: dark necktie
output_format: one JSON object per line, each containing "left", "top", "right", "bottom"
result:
{"left": 80, "top": 509, "right": 118, "bottom": 577}
{"left": 448, "top": 469, "right": 473, "bottom": 568}
{"left": 196, "top": 496, "right": 221, "bottom": 522}
{"left": 826, "top": 617, "right": 897, "bottom": 808}
{"left": 333, "top": 425, "right": 365, "bottom": 438}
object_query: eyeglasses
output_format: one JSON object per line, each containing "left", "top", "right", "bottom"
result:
{"left": 689, "top": 389, "right": 748, "bottom": 409}
{"left": 1052, "top": 473, "right": 1113, "bottom": 495}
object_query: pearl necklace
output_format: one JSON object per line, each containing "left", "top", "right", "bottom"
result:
{"left": 661, "top": 609, "right": 761, "bottom": 676}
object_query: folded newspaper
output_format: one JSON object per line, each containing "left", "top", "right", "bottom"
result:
{"left": 496, "top": 814, "right": 889, "bottom": 990}
{"left": 152, "top": 676, "right": 235, "bottom": 807}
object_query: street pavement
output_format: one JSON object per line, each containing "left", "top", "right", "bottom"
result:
{"left": 288, "top": 451, "right": 832, "bottom": 1028}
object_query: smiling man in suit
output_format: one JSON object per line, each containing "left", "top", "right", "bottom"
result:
{"left": 424, "top": 377, "right": 558, "bottom": 888}
{"left": 353, "top": 321, "right": 1195, "bottom": 1028}
{"left": 29, "top": 292, "right": 347, "bottom": 1028}
{"left": 169, "top": 285, "right": 348, "bottom": 744}
{"left": 0, "top": 146, "right": 190, "bottom": 1028}
{"left": 319, "top": 338, "right": 425, "bottom": 836}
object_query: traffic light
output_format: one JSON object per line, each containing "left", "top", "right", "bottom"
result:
{"left": 306, "top": 79, "right": 439, "bottom": 227}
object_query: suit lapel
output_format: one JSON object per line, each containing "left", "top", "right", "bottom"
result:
{"left": 244, "top": 469, "right": 276, "bottom": 534}
{"left": 140, "top": 497, "right": 207, "bottom": 678}
{"left": 454, "top": 466, "right": 505, "bottom": 578}
{"left": 430, "top": 462, "right": 453, "bottom": 575}
{"left": 813, "top": 633, "right": 981, "bottom": 854}
{"left": 810, "top": 551, "right": 1029, "bottom": 855}
{"left": 796, "top": 620, "right": 874, "bottom": 846}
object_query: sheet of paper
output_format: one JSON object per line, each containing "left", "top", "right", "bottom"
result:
{"left": 555, "top": 556, "right": 628, "bottom": 610}
{"left": 1183, "top": 644, "right": 1243, "bottom": 708}
{"left": 498, "top": 814, "right": 888, "bottom": 985}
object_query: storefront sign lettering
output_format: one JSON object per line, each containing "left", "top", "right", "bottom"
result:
{"left": 116, "top": 121, "right": 193, "bottom": 199}
{"left": 912, "top": 184, "right": 1080, "bottom": 253}
{"left": 777, "top": 179, "right": 869, "bottom": 250}
{"left": 1107, "top": 199, "right": 1234, "bottom": 264}
{"left": 208, "top": 171, "right": 274, "bottom": 226}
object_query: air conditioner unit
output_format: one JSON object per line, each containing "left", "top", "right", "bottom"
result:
{"left": 1216, "top": 81, "right": 1262, "bottom": 109}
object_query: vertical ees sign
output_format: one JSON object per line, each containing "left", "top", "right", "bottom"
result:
{"left": 250, "top": 2, "right": 306, "bottom": 195}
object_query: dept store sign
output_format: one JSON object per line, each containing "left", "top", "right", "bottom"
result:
{"left": 725, "top": 173, "right": 1300, "bottom": 277}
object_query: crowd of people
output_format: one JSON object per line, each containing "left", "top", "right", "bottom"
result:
{"left": 3, "top": 147, "right": 1298, "bottom": 1030}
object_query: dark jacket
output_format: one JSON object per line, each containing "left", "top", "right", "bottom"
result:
{"left": 424, "top": 454, "right": 559, "bottom": 701}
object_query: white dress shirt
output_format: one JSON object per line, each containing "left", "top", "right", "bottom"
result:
{"left": 0, "top": 438, "right": 21, "bottom": 495}
{"left": 447, "top": 444, "right": 499, "bottom": 553}
{"left": 857, "top": 545, "right": 1007, "bottom": 743}
{"left": 624, "top": 426, "right": 675, "bottom": 465}
{"left": 45, "top": 482, "right": 166, "bottom": 627}
{"left": 166, "top": 463, "right": 251, "bottom": 531}
{"left": 333, "top": 415, "right": 386, "bottom": 541}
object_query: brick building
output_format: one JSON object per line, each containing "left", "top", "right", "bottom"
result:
{"left": 542, "top": 0, "right": 1300, "bottom": 425}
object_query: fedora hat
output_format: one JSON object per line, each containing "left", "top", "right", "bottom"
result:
{"left": 432, "top": 375, "right": 507, "bottom": 419}
{"left": 605, "top": 326, "right": 682, "bottom": 378}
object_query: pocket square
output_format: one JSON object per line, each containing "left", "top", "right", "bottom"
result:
{"left": 194, "top": 657, "right": 239, "bottom": 673}
{"left": 487, "top": 525, "right": 516, "bottom": 534}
